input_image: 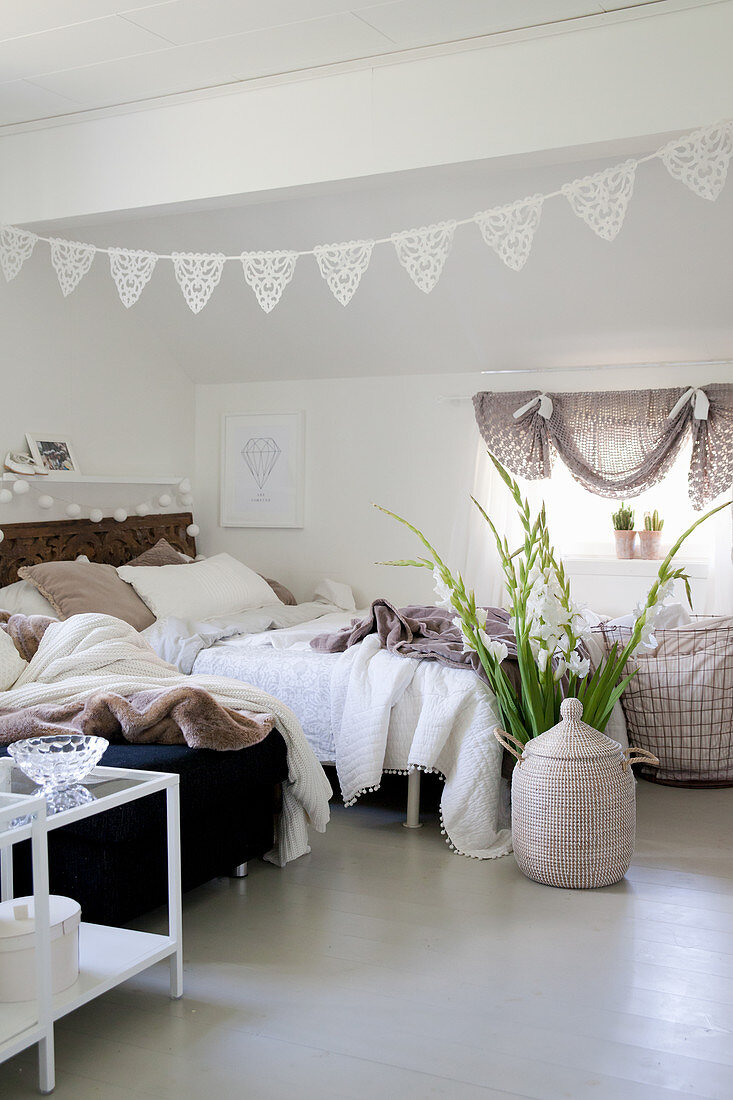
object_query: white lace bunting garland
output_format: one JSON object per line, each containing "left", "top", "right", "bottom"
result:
{"left": 391, "top": 220, "right": 456, "bottom": 293}
{"left": 0, "top": 226, "right": 38, "bottom": 282}
{"left": 171, "top": 252, "right": 225, "bottom": 313}
{"left": 474, "top": 196, "right": 544, "bottom": 271}
{"left": 313, "top": 240, "right": 374, "bottom": 306}
{"left": 49, "top": 238, "right": 96, "bottom": 296}
{"left": 2, "top": 119, "right": 732, "bottom": 311}
{"left": 561, "top": 160, "right": 637, "bottom": 241}
{"left": 109, "top": 248, "right": 158, "bottom": 308}
{"left": 660, "top": 122, "right": 733, "bottom": 201}
{"left": 240, "top": 250, "right": 298, "bottom": 313}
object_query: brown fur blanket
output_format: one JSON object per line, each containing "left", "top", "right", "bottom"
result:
{"left": 0, "top": 611, "right": 55, "bottom": 662}
{"left": 0, "top": 686, "right": 274, "bottom": 750}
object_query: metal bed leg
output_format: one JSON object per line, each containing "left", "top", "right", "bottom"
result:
{"left": 402, "top": 770, "right": 423, "bottom": 829}
{"left": 230, "top": 862, "right": 248, "bottom": 878}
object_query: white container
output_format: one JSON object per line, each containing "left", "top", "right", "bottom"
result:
{"left": 495, "top": 699, "right": 659, "bottom": 889}
{"left": 0, "top": 895, "right": 80, "bottom": 1002}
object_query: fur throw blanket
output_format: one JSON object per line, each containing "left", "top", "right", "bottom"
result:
{"left": 0, "top": 685, "right": 274, "bottom": 750}
{"left": 0, "top": 611, "right": 273, "bottom": 749}
{"left": 0, "top": 611, "right": 55, "bottom": 662}
{"left": 0, "top": 613, "right": 331, "bottom": 865}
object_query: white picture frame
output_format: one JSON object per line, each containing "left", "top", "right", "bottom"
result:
{"left": 25, "top": 433, "right": 81, "bottom": 474}
{"left": 220, "top": 412, "right": 304, "bottom": 528}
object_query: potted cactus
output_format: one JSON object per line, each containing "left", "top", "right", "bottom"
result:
{"left": 639, "top": 509, "right": 664, "bottom": 559}
{"left": 612, "top": 502, "right": 637, "bottom": 559}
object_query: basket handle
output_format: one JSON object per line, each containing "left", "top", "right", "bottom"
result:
{"left": 494, "top": 727, "right": 525, "bottom": 763}
{"left": 623, "top": 746, "right": 660, "bottom": 770}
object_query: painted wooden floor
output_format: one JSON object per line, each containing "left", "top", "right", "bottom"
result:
{"left": 1, "top": 775, "right": 732, "bottom": 1098}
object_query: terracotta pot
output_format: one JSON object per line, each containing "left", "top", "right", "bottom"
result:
{"left": 613, "top": 530, "right": 637, "bottom": 559}
{"left": 639, "top": 529, "right": 663, "bottom": 559}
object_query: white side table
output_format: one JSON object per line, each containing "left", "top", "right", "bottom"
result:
{"left": 0, "top": 788, "right": 53, "bottom": 1093}
{"left": 0, "top": 761, "right": 183, "bottom": 1094}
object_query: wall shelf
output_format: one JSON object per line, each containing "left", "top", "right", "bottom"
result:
{"left": 2, "top": 474, "right": 184, "bottom": 485}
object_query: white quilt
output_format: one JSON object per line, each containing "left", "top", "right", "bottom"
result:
{"left": 4, "top": 614, "right": 332, "bottom": 866}
{"left": 189, "top": 617, "right": 512, "bottom": 860}
{"left": 330, "top": 636, "right": 511, "bottom": 859}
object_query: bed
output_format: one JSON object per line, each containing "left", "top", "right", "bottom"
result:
{"left": 144, "top": 603, "right": 513, "bottom": 859}
{"left": 0, "top": 512, "right": 331, "bottom": 923}
{"left": 0, "top": 512, "right": 513, "bottom": 860}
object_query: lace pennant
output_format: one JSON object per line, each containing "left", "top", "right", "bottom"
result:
{"left": 313, "top": 239, "right": 374, "bottom": 306}
{"left": 474, "top": 196, "right": 543, "bottom": 271}
{"left": 240, "top": 250, "right": 298, "bottom": 313}
{"left": 171, "top": 252, "right": 226, "bottom": 314}
{"left": 0, "top": 226, "right": 38, "bottom": 282}
{"left": 109, "top": 248, "right": 158, "bottom": 308}
{"left": 660, "top": 122, "right": 733, "bottom": 201}
{"left": 49, "top": 238, "right": 96, "bottom": 296}
{"left": 391, "top": 220, "right": 456, "bottom": 293}
{"left": 561, "top": 160, "right": 636, "bottom": 241}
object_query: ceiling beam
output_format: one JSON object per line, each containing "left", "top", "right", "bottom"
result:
{"left": 1, "top": 1, "right": 732, "bottom": 225}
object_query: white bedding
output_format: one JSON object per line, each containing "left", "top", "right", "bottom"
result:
{"left": 146, "top": 605, "right": 628, "bottom": 861}
{"left": 153, "top": 610, "right": 513, "bottom": 859}
{"left": 7, "top": 614, "right": 332, "bottom": 866}
{"left": 195, "top": 636, "right": 337, "bottom": 762}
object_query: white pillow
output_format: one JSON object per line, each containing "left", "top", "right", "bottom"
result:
{"left": 313, "top": 578, "right": 356, "bottom": 612}
{"left": 117, "top": 553, "right": 280, "bottom": 621}
{"left": 0, "top": 629, "right": 27, "bottom": 689}
{"left": 0, "top": 579, "right": 58, "bottom": 618}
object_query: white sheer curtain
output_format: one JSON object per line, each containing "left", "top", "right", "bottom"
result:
{"left": 449, "top": 442, "right": 545, "bottom": 609}
{"left": 709, "top": 503, "right": 733, "bottom": 615}
{"left": 450, "top": 437, "right": 733, "bottom": 615}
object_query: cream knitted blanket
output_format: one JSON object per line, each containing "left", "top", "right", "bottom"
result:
{"left": 3, "top": 614, "right": 332, "bottom": 865}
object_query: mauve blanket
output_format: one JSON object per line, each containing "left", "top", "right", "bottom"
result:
{"left": 0, "top": 612, "right": 274, "bottom": 750}
{"left": 310, "top": 599, "right": 517, "bottom": 683}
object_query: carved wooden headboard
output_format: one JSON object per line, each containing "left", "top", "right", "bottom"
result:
{"left": 0, "top": 512, "right": 197, "bottom": 586}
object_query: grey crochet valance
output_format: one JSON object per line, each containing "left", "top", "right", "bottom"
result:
{"left": 473, "top": 383, "right": 733, "bottom": 509}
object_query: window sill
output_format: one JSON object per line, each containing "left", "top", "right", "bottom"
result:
{"left": 564, "top": 556, "right": 709, "bottom": 579}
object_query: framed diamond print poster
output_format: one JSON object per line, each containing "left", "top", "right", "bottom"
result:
{"left": 221, "top": 412, "right": 305, "bottom": 528}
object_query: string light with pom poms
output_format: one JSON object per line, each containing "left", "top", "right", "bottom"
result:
{"left": 0, "top": 474, "right": 198, "bottom": 538}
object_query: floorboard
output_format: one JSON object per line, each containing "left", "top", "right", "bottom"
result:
{"left": 0, "top": 778, "right": 731, "bottom": 1098}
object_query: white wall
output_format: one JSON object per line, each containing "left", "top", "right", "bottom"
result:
{"left": 1, "top": 247, "right": 195, "bottom": 524}
{"left": 4, "top": 2, "right": 733, "bottom": 224}
{"left": 194, "top": 363, "right": 733, "bottom": 608}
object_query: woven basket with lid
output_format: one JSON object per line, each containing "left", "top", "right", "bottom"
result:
{"left": 495, "top": 699, "right": 658, "bottom": 889}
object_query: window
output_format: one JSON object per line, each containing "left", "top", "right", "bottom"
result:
{"left": 533, "top": 442, "right": 713, "bottom": 560}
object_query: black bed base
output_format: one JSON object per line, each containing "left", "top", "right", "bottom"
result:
{"left": 3, "top": 732, "right": 289, "bottom": 926}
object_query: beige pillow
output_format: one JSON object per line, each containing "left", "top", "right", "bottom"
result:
{"left": 19, "top": 561, "right": 155, "bottom": 631}
{"left": 126, "top": 538, "right": 188, "bottom": 568}
{"left": 261, "top": 576, "right": 297, "bottom": 606}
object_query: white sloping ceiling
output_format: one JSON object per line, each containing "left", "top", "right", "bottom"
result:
{"left": 17, "top": 140, "right": 733, "bottom": 384}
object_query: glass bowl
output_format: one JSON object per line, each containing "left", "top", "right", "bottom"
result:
{"left": 8, "top": 734, "right": 109, "bottom": 792}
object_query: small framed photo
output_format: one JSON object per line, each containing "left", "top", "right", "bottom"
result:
{"left": 26, "top": 434, "right": 80, "bottom": 474}
{"left": 221, "top": 412, "right": 304, "bottom": 528}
